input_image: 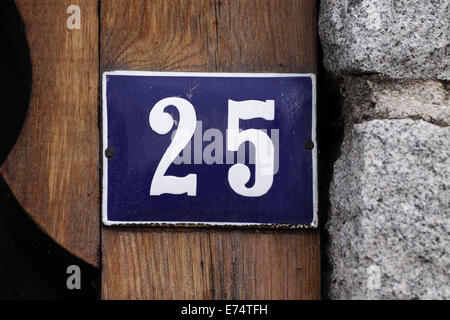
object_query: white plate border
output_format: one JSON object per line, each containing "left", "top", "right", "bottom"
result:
{"left": 102, "top": 71, "right": 318, "bottom": 228}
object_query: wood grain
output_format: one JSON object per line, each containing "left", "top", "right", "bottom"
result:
{"left": 101, "top": 0, "right": 320, "bottom": 299}
{"left": 0, "top": 0, "right": 99, "bottom": 266}
{"left": 215, "top": 0, "right": 317, "bottom": 73}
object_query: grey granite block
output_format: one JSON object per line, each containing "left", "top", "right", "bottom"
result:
{"left": 328, "top": 119, "right": 450, "bottom": 299}
{"left": 340, "top": 76, "right": 450, "bottom": 126}
{"left": 319, "top": 0, "right": 449, "bottom": 79}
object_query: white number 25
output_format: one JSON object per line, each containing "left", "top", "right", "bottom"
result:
{"left": 149, "top": 98, "right": 275, "bottom": 197}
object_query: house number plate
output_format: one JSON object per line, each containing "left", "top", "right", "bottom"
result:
{"left": 102, "top": 71, "right": 317, "bottom": 227}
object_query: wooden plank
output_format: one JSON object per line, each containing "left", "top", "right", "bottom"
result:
{"left": 100, "top": 0, "right": 217, "bottom": 72}
{"left": 0, "top": 0, "right": 100, "bottom": 266}
{"left": 215, "top": 0, "right": 317, "bottom": 73}
{"left": 101, "top": 0, "right": 320, "bottom": 299}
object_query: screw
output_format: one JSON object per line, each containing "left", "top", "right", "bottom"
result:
{"left": 105, "top": 147, "right": 115, "bottom": 158}
{"left": 305, "top": 140, "right": 314, "bottom": 150}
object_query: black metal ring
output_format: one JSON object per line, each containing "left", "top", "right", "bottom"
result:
{"left": 305, "top": 140, "right": 315, "bottom": 150}
{"left": 105, "top": 147, "right": 115, "bottom": 158}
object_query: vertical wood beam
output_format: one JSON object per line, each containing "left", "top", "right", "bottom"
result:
{"left": 100, "top": 0, "right": 319, "bottom": 299}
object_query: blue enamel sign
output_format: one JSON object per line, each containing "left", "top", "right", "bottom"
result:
{"left": 102, "top": 71, "right": 317, "bottom": 227}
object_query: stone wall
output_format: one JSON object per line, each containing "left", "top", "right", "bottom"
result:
{"left": 319, "top": 0, "right": 449, "bottom": 299}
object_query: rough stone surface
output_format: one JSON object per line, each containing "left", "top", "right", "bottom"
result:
{"left": 319, "top": 0, "right": 450, "bottom": 79}
{"left": 341, "top": 76, "right": 450, "bottom": 126}
{"left": 328, "top": 119, "right": 450, "bottom": 299}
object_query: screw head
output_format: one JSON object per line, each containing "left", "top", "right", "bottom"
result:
{"left": 305, "top": 140, "right": 314, "bottom": 150}
{"left": 105, "top": 147, "right": 115, "bottom": 158}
